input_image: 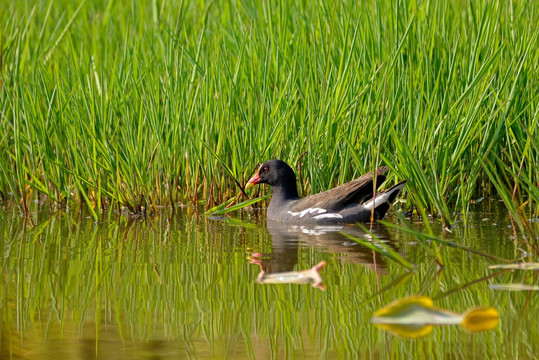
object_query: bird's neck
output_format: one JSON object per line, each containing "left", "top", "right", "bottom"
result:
{"left": 271, "top": 182, "right": 300, "bottom": 202}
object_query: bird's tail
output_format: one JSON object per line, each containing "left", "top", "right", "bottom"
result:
{"left": 362, "top": 180, "right": 407, "bottom": 219}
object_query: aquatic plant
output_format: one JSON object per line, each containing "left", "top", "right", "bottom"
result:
{"left": 372, "top": 296, "right": 499, "bottom": 338}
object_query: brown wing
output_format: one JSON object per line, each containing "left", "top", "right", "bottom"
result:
{"left": 290, "top": 167, "right": 389, "bottom": 212}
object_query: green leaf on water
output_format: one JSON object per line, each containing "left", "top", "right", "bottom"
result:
{"left": 206, "top": 195, "right": 270, "bottom": 216}
{"left": 372, "top": 296, "right": 499, "bottom": 338}
{"left": 205, "top": 197, "right": 236, "bottom": 215}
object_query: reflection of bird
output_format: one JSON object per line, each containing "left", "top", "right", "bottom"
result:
{"left": 250, "top": 227, "right": 298, "bottom": 273}
{"left": 254, "top": 221, "right": 399, "bottom": 275}
{"left": 246, "top": 160, "right": 406, "bottom": 224}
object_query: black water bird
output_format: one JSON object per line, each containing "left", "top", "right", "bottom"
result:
{"left": 245, "top": 159, "right": 406, "bottom": 224}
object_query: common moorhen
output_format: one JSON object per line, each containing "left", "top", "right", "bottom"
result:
{"left": 245, "top": 159, "right": 406, "bottom": 223}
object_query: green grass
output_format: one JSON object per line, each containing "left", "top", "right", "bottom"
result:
{"left": 1, "top": 0, "right": 538, "bottom": 226}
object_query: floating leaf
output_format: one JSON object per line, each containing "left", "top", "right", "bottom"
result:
{"left": 373, "top": 323, "right": 434, "bottom": 339}
{"left": 374, "top": 296, "right": 434, "bottom": 318}
{"left": 372, "top": 297, "right": 460, "bottom": 326}
{"left": 372, "top": 296, "right": 499, "bottom": 338}
{"left": 205, "top": 197, "right": 236, "bottom": 215}
{"left": 206, "top": 194, "right": 270, "bottom": 215}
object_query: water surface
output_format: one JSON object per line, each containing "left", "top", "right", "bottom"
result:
{"left": 1, "top": 202, "right": 537, "bottom": 359}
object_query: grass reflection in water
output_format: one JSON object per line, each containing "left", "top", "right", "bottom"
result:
{"left": 0, "top": 205, "right": 537, "bottom": 359}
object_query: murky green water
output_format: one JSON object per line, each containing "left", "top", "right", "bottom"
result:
{"left": 1, "top": 202, "right": 537, "bottom": 359}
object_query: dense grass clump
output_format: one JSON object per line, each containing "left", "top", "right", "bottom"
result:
{"left": 0, "top": 0, "right": 538, "bottom": 224}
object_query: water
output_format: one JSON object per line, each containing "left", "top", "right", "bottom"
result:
{"left": 1, "top": 201, "right": 537, "bottom": 359}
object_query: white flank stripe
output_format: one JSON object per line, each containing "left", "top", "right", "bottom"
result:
{"left": 288, "top": 207, "right": 327, "bottom": 218}
{"left": 312, "top": 213, "right": 343, "bottom": 220}
{"left": 361, "top": 183, "right": 405, "bottom": 210}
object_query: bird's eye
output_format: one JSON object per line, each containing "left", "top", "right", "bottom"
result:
{"left": 262, "top": 166, "right": 269, "bottom": 173}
